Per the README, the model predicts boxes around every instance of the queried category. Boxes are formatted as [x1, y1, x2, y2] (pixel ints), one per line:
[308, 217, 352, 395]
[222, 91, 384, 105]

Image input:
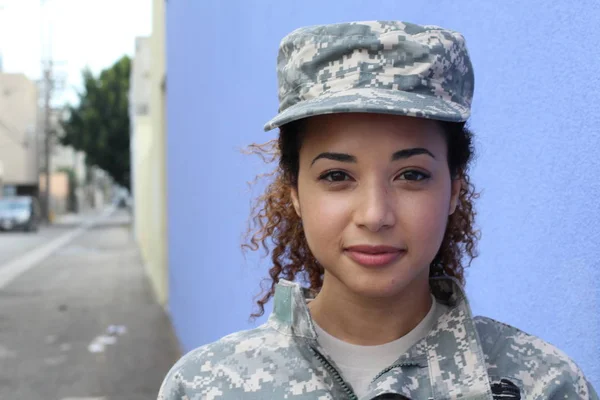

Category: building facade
[130, 0, 169, 307]
[0, 73, 39, 198]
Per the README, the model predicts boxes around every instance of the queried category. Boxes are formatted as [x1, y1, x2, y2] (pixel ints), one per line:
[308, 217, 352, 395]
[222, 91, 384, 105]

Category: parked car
[0, 196, 41, 232]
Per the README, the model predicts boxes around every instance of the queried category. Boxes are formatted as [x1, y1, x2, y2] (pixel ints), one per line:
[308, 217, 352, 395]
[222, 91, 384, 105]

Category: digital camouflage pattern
[158, 277, 598, 400]
[264, 21, 475, 131]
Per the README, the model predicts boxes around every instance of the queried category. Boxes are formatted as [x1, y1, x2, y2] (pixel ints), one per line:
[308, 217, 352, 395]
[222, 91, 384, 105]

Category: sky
[0, 0, 152, 106]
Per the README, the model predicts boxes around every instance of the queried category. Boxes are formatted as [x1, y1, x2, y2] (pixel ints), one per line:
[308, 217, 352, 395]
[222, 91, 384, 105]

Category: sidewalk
[53, 206, 122, 228]
[0, 210, 181, 400]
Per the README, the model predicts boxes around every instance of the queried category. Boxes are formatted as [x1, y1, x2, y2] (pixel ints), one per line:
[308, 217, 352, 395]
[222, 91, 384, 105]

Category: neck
[308, 271, 433, 346]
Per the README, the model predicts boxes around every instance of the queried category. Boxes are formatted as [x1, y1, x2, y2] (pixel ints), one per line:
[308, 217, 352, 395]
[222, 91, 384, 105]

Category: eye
[397, 170, 430, 181]
[319, 170, 351, 182]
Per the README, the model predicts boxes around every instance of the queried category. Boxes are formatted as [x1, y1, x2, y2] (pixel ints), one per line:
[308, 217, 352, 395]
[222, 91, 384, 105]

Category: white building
[0, 73, 39, 197]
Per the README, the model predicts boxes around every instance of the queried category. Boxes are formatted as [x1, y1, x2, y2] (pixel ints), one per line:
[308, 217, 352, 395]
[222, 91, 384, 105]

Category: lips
[344, 245, 405, 267]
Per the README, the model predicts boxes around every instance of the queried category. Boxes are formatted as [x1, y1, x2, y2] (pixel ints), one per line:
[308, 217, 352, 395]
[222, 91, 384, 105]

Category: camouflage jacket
[158, 278, 598, 400]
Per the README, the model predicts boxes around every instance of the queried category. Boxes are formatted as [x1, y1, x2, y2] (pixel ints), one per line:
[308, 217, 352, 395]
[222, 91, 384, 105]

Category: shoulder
[157, 323, 301, 400]
[473, 316, 598, 400]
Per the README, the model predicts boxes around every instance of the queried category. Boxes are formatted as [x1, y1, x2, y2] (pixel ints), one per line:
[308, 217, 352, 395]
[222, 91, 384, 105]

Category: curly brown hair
[243, 119, 480, 319]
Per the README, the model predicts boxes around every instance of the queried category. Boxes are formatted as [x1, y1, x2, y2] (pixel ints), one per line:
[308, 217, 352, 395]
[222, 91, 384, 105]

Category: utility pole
[40, 0, 56, 223]
[39, 0, 67, 223]
[42, 60, 53, 222]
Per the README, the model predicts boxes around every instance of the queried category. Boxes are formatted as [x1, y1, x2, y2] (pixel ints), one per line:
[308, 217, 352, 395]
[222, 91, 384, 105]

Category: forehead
[300, 113, 446, 152]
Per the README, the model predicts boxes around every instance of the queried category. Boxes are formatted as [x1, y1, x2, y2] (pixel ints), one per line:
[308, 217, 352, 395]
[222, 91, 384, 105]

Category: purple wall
[166, 0, 600, 388]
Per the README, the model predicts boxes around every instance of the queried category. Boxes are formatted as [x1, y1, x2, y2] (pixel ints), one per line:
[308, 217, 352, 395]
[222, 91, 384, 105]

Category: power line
[0, 118, 26, 147]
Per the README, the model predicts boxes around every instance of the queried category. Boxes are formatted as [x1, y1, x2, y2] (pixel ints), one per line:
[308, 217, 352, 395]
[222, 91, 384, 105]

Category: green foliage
[60, 56, 131, 189]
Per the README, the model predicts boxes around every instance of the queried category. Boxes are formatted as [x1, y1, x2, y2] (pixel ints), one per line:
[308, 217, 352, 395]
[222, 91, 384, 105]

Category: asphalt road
[0, 225, 70, 267]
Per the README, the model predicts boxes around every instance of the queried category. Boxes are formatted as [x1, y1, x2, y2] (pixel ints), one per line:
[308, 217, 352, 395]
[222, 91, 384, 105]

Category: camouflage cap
[264, 21, 474, 131]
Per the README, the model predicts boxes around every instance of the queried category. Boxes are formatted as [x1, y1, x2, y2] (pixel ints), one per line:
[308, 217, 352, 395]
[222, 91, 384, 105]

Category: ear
[290, 186, 302, 218]
[449, 178, 462, 216]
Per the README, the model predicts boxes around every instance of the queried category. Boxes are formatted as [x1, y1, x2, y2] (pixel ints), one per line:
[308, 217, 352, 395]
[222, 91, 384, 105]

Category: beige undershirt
[313, 295, 447, 398]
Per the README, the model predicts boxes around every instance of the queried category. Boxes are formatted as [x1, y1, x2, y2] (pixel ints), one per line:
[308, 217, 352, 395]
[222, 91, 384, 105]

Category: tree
[60, 56, 131, 190]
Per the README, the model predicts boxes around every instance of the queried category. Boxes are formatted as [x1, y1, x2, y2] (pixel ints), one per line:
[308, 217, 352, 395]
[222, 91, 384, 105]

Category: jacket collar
[268, 277, 493, 399]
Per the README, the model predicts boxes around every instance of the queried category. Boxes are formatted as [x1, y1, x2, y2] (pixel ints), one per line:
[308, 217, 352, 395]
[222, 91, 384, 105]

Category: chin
[341, 267, 423, 300]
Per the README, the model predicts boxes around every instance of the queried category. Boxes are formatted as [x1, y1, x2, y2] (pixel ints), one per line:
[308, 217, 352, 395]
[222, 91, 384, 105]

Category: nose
[353, 180, 396, 232]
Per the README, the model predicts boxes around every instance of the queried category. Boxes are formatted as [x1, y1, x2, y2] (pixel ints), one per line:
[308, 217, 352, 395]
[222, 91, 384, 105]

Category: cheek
[401, 188, 451, 245]
[298, 187, 350, 254]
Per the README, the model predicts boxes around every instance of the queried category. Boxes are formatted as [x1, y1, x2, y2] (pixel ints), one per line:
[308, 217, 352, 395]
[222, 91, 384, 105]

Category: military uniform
[158, 277, 598, 399]
[158, 21, 598, 399]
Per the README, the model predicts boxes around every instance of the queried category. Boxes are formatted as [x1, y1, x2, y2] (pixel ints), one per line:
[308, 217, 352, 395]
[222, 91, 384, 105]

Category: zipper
[371, 361, 420, 383]
[310, 347, 358, 400]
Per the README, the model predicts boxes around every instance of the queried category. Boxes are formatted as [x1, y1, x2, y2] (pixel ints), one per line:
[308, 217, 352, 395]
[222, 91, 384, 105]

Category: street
[0, 210, 180, 400]
[0, 226, 68, 267]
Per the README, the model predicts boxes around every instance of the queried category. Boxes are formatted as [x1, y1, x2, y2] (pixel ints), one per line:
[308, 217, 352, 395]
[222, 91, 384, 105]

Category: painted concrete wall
[130, 36, 157, 303]
[166, 0, 600, 388]
[129, 0, 169, 308]
[146, 0, 169, 306]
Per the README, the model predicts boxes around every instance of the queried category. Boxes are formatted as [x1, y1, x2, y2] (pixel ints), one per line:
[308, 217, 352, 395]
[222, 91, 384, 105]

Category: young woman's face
[291, 113, 461, 300]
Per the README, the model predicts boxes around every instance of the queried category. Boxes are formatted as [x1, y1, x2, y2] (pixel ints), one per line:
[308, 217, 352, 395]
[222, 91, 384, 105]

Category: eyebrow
[391, 148, 436, 161]
[310, 147, 435, 166]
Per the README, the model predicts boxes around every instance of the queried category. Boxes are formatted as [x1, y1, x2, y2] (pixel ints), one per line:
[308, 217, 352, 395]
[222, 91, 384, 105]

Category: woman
[158, 21, 598, 399]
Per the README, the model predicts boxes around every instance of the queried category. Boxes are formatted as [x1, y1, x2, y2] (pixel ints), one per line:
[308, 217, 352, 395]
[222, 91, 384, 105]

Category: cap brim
[263, 87, 470, 131]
